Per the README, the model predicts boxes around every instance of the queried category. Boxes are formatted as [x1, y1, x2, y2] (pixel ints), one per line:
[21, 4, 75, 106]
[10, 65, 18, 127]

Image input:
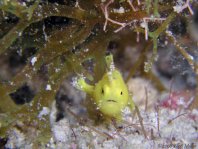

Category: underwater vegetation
[0, 0, 198, 147]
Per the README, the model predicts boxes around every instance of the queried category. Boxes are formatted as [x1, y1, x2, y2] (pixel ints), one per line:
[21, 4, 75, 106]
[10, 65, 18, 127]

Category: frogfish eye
[101, 88, 104, 94]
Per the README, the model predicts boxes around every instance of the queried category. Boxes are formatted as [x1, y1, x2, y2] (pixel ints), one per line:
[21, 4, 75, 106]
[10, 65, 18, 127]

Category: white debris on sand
[38, 107, 50, 120]
[5, 129, 27, 149]
[113, 7, 125, 14]
[46, 84, 52, 91]
[30, 57, 37, 66]
[48, 102, 198, 148]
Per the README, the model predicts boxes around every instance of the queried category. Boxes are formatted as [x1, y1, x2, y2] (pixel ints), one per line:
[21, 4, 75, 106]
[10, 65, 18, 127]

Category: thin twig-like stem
[166, 31, 198, 72]
[168, 113, 188, 124]
[135, 105, 147, 139]
[144, 87, 148, 112]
